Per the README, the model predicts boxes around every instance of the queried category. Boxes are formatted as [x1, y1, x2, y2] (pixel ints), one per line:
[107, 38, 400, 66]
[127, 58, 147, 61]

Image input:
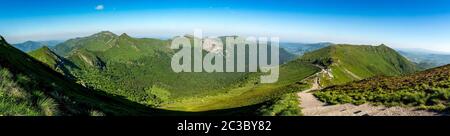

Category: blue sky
[1, 0, 450, 52]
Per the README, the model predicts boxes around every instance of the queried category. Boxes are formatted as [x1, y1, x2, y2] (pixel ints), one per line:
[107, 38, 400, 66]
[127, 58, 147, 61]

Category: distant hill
[396, 48, 450, 55]
[280, 42, 332, 56]
[315, 64, 450, 111]
[53, 31, 120, 57]
[0, 36, 158, 116]
[13, 40, 61, 52]
[397, 49, 450, 69]
[300, 44, 418, 86]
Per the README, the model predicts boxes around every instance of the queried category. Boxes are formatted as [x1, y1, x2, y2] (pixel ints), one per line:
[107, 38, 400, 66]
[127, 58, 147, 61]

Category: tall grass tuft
[37, 97, 59, 116]
[89, 110, 105, 116]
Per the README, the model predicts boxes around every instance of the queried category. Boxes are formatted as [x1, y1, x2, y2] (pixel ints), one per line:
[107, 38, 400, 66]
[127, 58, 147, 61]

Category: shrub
[337, 95, 352, 103]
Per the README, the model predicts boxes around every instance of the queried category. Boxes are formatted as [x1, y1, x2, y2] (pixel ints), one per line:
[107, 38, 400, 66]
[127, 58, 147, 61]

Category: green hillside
[300, 44, 417, 86]
[0, 36, 159, 116]
[314, 64, 450, 111]
[53, 31, 120, 57]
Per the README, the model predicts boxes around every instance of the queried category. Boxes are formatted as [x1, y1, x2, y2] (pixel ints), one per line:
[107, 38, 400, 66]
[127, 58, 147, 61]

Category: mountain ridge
[49, 31, 310, 112]
[300, 44, 418, 86]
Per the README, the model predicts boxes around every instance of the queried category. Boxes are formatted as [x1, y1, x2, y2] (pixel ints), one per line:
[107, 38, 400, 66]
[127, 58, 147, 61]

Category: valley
[6, 31, 311, 115]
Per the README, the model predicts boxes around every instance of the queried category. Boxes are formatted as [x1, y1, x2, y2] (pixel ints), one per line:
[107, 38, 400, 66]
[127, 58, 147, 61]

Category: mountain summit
[119, 33, 131, 38]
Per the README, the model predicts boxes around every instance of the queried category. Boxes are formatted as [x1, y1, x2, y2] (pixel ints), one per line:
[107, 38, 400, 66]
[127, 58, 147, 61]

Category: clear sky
[1, 0, 450, 52]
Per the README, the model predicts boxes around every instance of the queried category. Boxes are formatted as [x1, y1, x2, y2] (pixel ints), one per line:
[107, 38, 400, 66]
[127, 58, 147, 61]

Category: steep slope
[315, 64, 450, 112]
[67, 48, 106, 70]
[300, 44, 418, 86]
[0, 36, 156, 116]
[28, 46, 76, 77]
[13, 40, 61, 52]
[398, 49, 450, 69]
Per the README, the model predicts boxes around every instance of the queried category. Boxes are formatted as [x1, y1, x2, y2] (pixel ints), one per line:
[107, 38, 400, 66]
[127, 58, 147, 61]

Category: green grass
[0, 69, 41, 116]
[314, 64, 450, 111]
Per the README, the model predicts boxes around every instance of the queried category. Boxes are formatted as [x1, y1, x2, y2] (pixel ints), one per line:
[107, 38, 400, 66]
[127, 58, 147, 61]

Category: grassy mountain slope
[0, 36, 160, 116]
[300, 44, 417, 86]
[280, 42, 332, 56]
[28, 46, 77, 77]
[53, 32, 247, 107]
[51, 31, 317, 113]
[314, 64, 450, 111]
[163, 60, 320, 111]
[53, 31, 119, 56]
